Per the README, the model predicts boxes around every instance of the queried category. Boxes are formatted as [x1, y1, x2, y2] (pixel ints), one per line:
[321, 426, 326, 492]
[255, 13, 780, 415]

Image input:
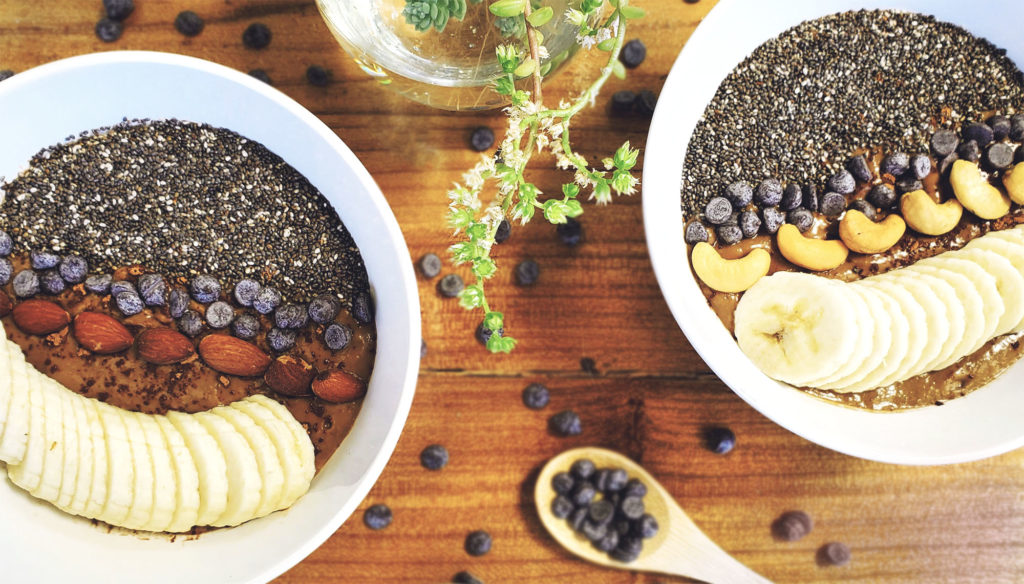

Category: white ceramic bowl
[0, 52, 420, 582]
[643, 0, 1024, 465]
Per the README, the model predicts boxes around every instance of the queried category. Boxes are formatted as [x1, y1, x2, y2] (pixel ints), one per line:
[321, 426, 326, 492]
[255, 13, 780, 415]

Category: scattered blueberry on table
[619, 39, 646, 69]
[420, 444, 449, 471]
[418, 253, 442, 279]
[772, 510, 813, 542]
[703, 426, 735, 454]
[611, 90, 637, 114]
[548, 410, 582, 437]
[514, 260, 540, 286]
[556, 217, 583, 246]
[306, 65, 331, 87]
[521, 383, 550, 410]
[174, 10, 204, 37]
[364, 504, 393, 530]
[469, 126, 495, 152]
[494, 219, 511, 244]
[464, 530, 492, 556]
[452, 572, 484, 584]
[438, 274, 465, 298]
[819, 542, 852, 566]
[242, 22, 272, 49]
[94, 18, 123, 43]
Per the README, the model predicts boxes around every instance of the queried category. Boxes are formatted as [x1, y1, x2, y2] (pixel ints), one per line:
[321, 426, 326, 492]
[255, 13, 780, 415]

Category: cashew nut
[691, 241, 770, 293]
[776, 223, 849, 271]
[838, 209, 906, 254]
[950, 159, 1011, 220]
[900, 189, 963, 236]
[1002, 162, 1024, 205]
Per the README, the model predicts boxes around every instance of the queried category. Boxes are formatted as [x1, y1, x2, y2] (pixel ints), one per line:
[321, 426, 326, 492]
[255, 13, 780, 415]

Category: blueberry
[931, 129, 959, 157]
[779, 184, 802, 211]
[550, 410, 582, 437]
[613, 518, 632, 537]
[820, 192, 847, 217]
[274, 303, 308, 329]
[94, 18, 123, 42]
[308, 294, 340, 324]
[845, 156, 872, 183]
[623, 478, 647, 498]
[986, 143, 1015, 170]
[761, 207, 785, 235]
[551, 495, 575, 519]
[475, 321, 504, 346]
[115, 291, 143, 316]
[58, 255, 87, 283]
[556, 217, 583, 246]
[233, 279, 260, 307]
[801, 184, 819, 212]
[738, 211, 760, 239]
[0, 259, 11, 285]
[521, 382, 549, 409]
[611, 90, 637, 114]
[684, 221, 709, 244]
[619, 39, 646, 68]
[704, 197, 733, 225]
[438, 274, 464, 298]
[753, 179, 782, 207]
[772, 510, 813, 542]
[819, 542, 852, 566]
[826, 170, 856, 195]
[137, 274, 167, 306]
[168, 287, 190, 319]
[880, 152, 909, 177]
[786, 208, 813, 232]
[452, 571, 484, 584]
[248, 69, 272, 85]
[722, 182, 753, 208]
[619, 496, 645, 520]
[0, 231, 11, 256]
[594, 530, 620, 553]
[588, 500, 615, 525]
[363, 504, 392, 530]
[989, 115, 1011, 140]
[206, 301, 235, 329]
[110, 280, 136, 297]
[610, 539, 641, 563]
[190, 275, 220, 303]
[1011, 114, 1024, 142]
[908, 154, 931, 180]
[253, 286, 282, 314]
[582, 519, 609, 542]
[636, 514, 659, 539]
[570, 459, 595, 480]
[352, 292, 373, 324]
[85, 274, 112, 295]
[963, 121, 994, 147]
[515, 260, 540, 286]
[847, 199, 877, 221]
[469, 126, 495, 152]
[569, 507, 589, 532]
[551, 472, 575, 495]
[306, 65, 330, 87]
[40, 270, 65, 295]
[715, 224, 742, 246]
[464, 531, 492, 556]
[30, 250, 59, 270]
[494, 219, 511, 244]
[704, 426, 735, 454]
[242, 22, 272, 49]
[177, 310, 204, 338]
[939, 151, 960, 175]
[418, 253, 442, 278]
[174, 10, 204, 36]
[592, 469, 611, 492]
[895, 176, 923, 195]
[571, 482, 597, 507]
[605, 469, 628, 493]
[324, 323, 352, 350]
[958, 140, 981, 162]
[232, 313, 260, 339]
[103, 0, 134, 20]
[13, 270, 38, 298]
[633, 90, 657, 117]
[267, 327, 297, 352]
[866, 184, 896, 209]
[420, 444, 449, 470]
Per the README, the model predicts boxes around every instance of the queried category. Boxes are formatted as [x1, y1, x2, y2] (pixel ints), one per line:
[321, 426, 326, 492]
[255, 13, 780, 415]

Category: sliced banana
[137, 414, 176, 533]
[194, 409, 262, 527]
[64, 389, 93, 516]
[52, 384, 80, 511]
[952, 247, 1024, 337]
[155, 415, 201, 534]
[245, 395, 314, 506]
[80, 398, 107, 520]
[8, 368, 48, 493]
[965, 236, 1024, 332]
[801, 280, 875, 388]
[855, 279, 918, 388]
[32, 379, 67, 503]
[231, 398, 309, 510]
[0, 343, 30, 464]
[214, 405, 285, 519]
[912, 258, 1001, 360]
[95, 401, 134, 527]
[166, 410, 228, 527]
[876, 271, 954, 377]
[827, 284, 904, 392]
[119, 411, 155, 531]
[0, 337, 12, 452]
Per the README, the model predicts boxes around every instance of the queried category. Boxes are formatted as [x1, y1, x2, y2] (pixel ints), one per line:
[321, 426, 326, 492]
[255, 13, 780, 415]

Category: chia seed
[681, 10, 1024, 217]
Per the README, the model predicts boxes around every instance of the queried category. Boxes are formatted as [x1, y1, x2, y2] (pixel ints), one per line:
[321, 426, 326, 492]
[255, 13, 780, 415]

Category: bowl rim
[642, 0, 1024, 465]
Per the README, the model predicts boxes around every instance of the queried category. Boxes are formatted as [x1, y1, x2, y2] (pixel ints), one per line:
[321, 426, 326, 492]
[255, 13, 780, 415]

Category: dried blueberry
[620, 39, 646, 68]
[40, 270, 65, 295]
[464, 531, 492, 556]
[786, 208, 813, 232]
[594, 530, 620, 553]
[248, 69, 272, 85]
[12, 270, 38, 298]
[418, 253, 442, 279]
[94, 18, 122, 42]
[494, 219, 511, 244]
[704, 197, 733, 225]
[931, 129, 959, 157]
[826, 170, 855, 195]
[845, 156, 872, 183]
[866, 184, 896, 209]
[582, 519, 609, 542]
[233, 279, 260, 307]
[324, 323, 352, 350]
[986, 143, 1015, 170]
[420, 444, 449, 470]
[30, 250, 59, 270]
[847, 199, 877, 221]
[761, 207, 785, 234]
[190, 275, 221, 303]
[266, 327, 297, 352]
[722, 182, 753, 208]
[549, 410, 582, 437]
[557, 217, 583, 246]
[0, 259, 11, 285]
[110, 280, 135, 297]
[636, 514, 659, 539]
[137, 274, 167, 306]
[738, 211, 760, 239]
[515, 260, 540, 286]
[989, 115, 1012, 140]
[895, 176, 923, 194]
[522, 382, 550, 409]
[363, 504, 392, 530]
[571, 459, 595, 480]
[115, 292, 143, 316]
[704, 426, 735, 454]
[306, 65, 330, 87]
[684, 221, 709, 244]
[470, 126, 495, 152]
[58, 255, 87, 283]
[1011, 114, 1024, 142]
[611, 90, 637, 114]
[168, 287, 189, 319]
[452, 572, 484, 584]
[307, 294, 340, 324]
[0, 231, 11, 256]
[103, 0, 134, 20]
[909, 154, 931, 179]
[588, 500, 615, 526]
[716, 224, 742, 246]
[633, 90, 657, 116]
[438, 274, 464, 298]
[551, 495, 574, 519]
[552, 472, 574, 495]
[880, 152, 909, 177]
[274, 303, 308, 329]
[772, 510, 813, 542]
[177, 310, 204, 338]
[801, 184, 819, 212]
[939, 151, 960, 175]
[242, 22, 272, 49]
[753, 179, 783, 207]
[623, 478, 647, 498]
[963, 122, 994, 147]
[174, 10, 204, 36]
[85, 274, 112, 295]
[253, 286, 282, 314]
[780, 184, 802, 211]
[620, 496, 645, 520]
[820, 192, 847, 218]
[232, 313, 260, 339]
[819, 542, 851, 566]
[206, 301, 235, 329]
[958, 140, 981, 162]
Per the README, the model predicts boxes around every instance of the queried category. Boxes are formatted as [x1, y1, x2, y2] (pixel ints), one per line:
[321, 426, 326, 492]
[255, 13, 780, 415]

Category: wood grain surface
[2, 1, 1024, 583]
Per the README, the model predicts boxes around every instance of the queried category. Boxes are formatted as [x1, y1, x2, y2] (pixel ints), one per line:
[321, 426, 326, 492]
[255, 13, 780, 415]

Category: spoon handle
[653, 513, 773, 583]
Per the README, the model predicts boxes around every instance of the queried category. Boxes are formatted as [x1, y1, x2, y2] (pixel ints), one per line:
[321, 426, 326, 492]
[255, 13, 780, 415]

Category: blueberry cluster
[550, 459, 659, 563]
[929, 115, 1024, 173]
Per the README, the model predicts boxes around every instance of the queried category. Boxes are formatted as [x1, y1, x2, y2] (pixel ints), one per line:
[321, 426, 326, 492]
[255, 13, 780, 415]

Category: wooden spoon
[535, 447, 771, 583]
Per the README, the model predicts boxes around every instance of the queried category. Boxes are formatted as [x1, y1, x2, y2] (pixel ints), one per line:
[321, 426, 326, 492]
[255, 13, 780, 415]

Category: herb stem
[522, 2, 544, 104]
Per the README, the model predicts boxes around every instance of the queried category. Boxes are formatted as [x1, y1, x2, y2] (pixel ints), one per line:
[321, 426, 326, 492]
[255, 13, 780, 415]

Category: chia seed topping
[681, 10, 1024, 217]
[0, 119, 370, 307]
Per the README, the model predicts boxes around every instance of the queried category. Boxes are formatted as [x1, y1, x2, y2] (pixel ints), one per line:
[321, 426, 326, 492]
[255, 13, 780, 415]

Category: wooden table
[3, 1, 1023, 582]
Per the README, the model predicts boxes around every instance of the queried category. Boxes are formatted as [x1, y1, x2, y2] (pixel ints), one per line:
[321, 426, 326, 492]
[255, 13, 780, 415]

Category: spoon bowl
[535, 447, 770, 583]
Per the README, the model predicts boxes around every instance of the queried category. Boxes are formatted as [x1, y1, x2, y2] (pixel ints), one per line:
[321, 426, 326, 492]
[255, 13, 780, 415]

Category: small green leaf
[562, 183, 580, 198]
[487, 334, 516, 353]
[527, 6, 553, 27]
[592, 178, 612, 204]
[620, 5, 645, 19]
[449, 241, 478, 264]
[483, 311, 504, 331]
[612, 59, 626, 80]
[597, 38, 616, 51]
[492, 76, 515, 95]
[543, 199, 568, 224]
[565, 199, 584, 217]
[613, 141, 639, 170]
[514, 58, 537, 78]
[458, 285, 485, 309]
[466, 222, 488, 241]
[473, 257, 497, 278]
[447, 207, 473, 230]
[611, 169, 637, 195]
[489, 0, 526, 17]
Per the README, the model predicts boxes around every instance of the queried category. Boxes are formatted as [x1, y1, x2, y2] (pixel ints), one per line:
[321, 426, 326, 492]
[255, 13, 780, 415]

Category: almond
[72, 312, 133, 354]
[135, 327, 196, 365]
[0, 291, 12, 318]
[311, 370, 367, 403]
[264, 355, 315, 396]
[12, 299, 71, 336]
[198, 334, 271, 377]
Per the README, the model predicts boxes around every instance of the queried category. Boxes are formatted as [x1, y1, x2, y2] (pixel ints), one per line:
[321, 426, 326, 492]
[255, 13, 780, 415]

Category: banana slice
[244, 395, 314, 505]
[882, 271, 954, 376]
[905, 265, 987, 370]
[965, 237, 1024, 332]
[81, 399, 108, 520]
[52, 384, 80, 511]
[166, 410, 228, 527]
[827, 284, 905, 392]
[214, 405, 285, 519]
[0, 337, 12, 452]
[952, 247, 1024, 337]
[63, 390, 93, 516]
[818, 284, 893, 391]
[734, 272, 863, 387]
[31, 378, 67, 503]
[95, 401, 135, 527]
[984, 225, 1024, 246]
[155, 415, 201, 534]
[8, 368, 48, 493]
[913, 257, 1002, 357]
[856, 278, 919, 388]
[0, 342, 29, 464]
[231, 398, 309, 509]
[801, 280, 875, 388]
[137, 414, 176, 533]
[119, 411, 155, 531]
[194, 409, 261, 527]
